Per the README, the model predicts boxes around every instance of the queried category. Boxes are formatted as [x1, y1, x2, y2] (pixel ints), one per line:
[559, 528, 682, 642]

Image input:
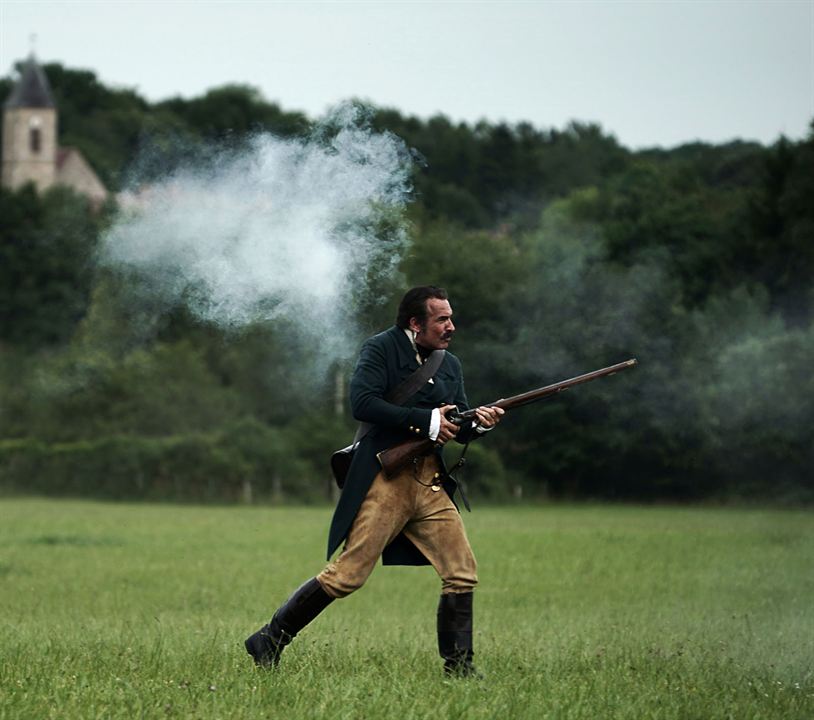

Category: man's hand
[436, 404, 461, 445]
[474, 405, 505, 429]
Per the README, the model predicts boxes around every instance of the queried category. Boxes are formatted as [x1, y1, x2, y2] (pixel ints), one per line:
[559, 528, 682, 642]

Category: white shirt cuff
[429, 408, 441, 441]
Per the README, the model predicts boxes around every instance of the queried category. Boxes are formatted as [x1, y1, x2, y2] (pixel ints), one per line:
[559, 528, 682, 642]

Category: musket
[376, 358, 638, 479]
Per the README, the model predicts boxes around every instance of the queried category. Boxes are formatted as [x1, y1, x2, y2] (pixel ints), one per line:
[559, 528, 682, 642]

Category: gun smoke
[505, 200, 813, 498]
[102, 105, 413, 368]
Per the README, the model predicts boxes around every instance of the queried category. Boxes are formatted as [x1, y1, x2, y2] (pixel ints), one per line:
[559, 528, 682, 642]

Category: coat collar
[387, 325, 421, 370]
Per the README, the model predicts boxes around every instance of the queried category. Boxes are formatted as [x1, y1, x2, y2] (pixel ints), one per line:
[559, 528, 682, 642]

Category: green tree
[744, 129, 814, 323]
[156, 84, 309, 140]
[0, 185, 105, 347]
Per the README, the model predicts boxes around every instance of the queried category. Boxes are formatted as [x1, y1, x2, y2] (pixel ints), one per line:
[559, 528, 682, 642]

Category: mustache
[442, 331, 454, 340]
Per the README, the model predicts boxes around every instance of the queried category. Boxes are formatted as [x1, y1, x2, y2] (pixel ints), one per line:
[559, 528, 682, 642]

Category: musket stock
[377, 439, 436, 479]
[377, 358, 637, 479]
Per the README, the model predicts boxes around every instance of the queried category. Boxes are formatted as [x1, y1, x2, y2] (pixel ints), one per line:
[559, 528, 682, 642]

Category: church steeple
[2, 53, 58, 192]
[4, 54, 56, 109]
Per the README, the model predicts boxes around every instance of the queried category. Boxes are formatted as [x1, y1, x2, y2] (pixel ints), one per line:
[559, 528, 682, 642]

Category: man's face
[410, 298, 455, 350]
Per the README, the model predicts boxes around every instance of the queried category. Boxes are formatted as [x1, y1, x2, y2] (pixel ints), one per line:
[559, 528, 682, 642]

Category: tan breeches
[317, 456, 478, 598]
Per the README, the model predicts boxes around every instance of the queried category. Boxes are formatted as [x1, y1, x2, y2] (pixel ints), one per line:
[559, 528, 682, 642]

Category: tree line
[1, 63, 812, 503]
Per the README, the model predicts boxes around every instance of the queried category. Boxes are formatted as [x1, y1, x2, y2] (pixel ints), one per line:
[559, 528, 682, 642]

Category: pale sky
[1, 0, 812, 149]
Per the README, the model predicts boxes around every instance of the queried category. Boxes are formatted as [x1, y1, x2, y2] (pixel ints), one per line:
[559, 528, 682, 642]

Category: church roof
[56, 147, 73, 169]
[4, 55, 55, 109]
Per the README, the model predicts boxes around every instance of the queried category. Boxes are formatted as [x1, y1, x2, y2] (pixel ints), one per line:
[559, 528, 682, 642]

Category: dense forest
[1, 63, 812, 503]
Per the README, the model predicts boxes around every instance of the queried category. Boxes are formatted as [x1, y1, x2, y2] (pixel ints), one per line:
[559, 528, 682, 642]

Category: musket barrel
[490, 358, 637, 411]
[385, 359, 637, 477]
[446, 358, 637, 424]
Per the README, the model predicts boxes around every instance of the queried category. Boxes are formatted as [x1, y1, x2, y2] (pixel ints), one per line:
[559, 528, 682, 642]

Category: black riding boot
[245, 577, 334, 668]
[437, 591, 479, 677]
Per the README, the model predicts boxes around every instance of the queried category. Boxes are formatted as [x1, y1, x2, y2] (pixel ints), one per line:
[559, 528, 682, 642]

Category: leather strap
[352, 349, 445, 445]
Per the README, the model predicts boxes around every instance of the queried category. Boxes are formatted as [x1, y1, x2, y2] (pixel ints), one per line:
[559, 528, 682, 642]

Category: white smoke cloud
[103, 105, 412, 361]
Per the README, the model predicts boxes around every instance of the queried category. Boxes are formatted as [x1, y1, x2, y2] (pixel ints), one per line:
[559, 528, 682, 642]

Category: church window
[28, 117, 43, 154]
[30, 127, 42, 153]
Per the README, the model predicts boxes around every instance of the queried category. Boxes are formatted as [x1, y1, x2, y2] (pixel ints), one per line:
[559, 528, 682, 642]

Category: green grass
[1, 498, 812, 719]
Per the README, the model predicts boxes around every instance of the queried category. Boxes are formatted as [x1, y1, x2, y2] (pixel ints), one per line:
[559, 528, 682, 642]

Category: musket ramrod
[377, 358, 638, 479]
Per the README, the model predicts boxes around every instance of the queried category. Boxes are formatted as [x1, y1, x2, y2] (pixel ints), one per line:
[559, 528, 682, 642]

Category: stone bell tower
[2, 54, 58, 192]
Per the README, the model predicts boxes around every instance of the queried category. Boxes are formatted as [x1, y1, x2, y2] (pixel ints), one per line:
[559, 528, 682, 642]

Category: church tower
[2, 54, 58, 192]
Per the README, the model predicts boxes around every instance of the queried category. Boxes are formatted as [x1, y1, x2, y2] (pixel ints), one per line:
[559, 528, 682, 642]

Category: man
[245, 286, 503, 676]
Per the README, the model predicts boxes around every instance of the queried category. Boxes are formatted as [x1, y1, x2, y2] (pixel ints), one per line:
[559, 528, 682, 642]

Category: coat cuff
[428, 408, 441, 441]
[405, 408, 433, 438]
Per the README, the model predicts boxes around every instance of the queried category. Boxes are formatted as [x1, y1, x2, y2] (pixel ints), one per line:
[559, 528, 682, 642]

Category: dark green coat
[326, 325, 477, 566]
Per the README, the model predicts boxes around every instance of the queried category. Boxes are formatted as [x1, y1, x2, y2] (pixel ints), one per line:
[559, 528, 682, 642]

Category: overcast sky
[1, 0, 812, 149]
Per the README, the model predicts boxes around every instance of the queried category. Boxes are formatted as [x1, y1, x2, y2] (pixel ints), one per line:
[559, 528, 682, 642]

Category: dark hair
[396, 286, 449, 329]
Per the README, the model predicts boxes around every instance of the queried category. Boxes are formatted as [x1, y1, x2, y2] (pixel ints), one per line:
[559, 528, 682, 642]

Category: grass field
[1, 498, 812, 719]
